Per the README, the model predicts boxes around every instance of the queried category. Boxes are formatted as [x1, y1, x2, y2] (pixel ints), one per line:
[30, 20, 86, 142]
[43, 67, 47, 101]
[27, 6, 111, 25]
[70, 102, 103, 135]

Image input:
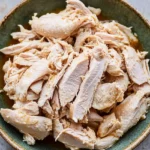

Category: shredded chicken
[0, 0, 150, 149]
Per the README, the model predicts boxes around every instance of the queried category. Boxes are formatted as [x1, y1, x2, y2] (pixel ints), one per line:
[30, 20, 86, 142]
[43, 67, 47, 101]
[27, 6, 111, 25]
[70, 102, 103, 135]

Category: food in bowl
[0, 0, 150, 149]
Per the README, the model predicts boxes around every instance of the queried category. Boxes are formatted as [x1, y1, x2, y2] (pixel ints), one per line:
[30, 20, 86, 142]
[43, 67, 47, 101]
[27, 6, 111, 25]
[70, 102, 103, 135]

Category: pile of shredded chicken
[0, 0, 150, 149]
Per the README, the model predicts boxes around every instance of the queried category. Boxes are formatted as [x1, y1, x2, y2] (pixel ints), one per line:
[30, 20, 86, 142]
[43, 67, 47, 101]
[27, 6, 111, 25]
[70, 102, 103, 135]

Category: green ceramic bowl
[0, 0, 150, 150]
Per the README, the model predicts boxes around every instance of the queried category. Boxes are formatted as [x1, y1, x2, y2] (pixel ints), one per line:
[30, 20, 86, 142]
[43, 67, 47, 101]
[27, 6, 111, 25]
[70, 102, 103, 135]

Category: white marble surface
[0, 0, 150, 150]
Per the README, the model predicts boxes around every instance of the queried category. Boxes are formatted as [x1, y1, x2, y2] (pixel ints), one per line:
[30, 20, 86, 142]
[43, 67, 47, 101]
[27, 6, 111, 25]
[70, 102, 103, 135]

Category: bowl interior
[0, 0, 150, 150]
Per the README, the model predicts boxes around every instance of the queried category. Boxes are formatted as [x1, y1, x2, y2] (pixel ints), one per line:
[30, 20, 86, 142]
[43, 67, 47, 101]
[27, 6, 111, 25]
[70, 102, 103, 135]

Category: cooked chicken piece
[14, 52, 40, 66]
[115, 22, 138, 45]
[95, 32, 125, 48]
[122, 46, 148, 85]
[92, 82, 123, 111]
[26, 91, 39, 101]
[114, 73, 130, 92]
[13, 101, 39, 116]
[11, 25, 36, 42]
[4, 66, 27, 100]
[3, 59, 12, 73]
[16, 59, 50, 101]
[23, 134, 35, 145]
[38, 53, 74, 107]
[1, 109, 52, 140]
[18, 101, 39, 116]
[87, 109, 103, 122]
[107, 58, 123, 77]
[30, 80, 44, 95]
[0, 40, 51, 55]
[88, 6, 101, 16]
[95, 136, 119, 150]
[70, 56, 108, 122]
[13, 101, 29, 109]
[103, 21, 129, 45]
[42, 100, 54, 119]
[67, 0, 91, 15]
[30, 0, 98, 39]
[59, 53, 89, 107]
[115, 84, 150, 134]
[47, 43, 64, 71]
[74, 31, 91, 52]
[31, 13, 82, 39]
[54, 120, 96, 150]
[97, 113, 121, 138]
[51, 89, 61, 118]
[107, 48, 124, 76]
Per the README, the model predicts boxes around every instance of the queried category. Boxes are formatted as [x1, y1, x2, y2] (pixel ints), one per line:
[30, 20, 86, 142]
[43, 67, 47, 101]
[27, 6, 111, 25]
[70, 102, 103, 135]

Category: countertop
[0, 0, 150, 150]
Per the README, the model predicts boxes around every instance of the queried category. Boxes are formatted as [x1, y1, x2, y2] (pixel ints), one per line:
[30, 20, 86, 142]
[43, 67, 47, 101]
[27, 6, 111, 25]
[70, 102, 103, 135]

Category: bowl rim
[0, 0, 150, 150]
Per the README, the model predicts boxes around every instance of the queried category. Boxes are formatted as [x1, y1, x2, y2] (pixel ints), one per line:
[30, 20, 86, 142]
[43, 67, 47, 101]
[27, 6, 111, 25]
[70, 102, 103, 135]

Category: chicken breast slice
[14, 52, 40, 66]
[59, 53, 89, 107]
[53, 120, 96, 150]
[97, 113, 121, 138]
[11, 25, 36, 42]
[1, 109, 52, 140]
[70, 57, 107, 122]
[30, 80, 44, 95]
[115, 22, 138, 45]
[74, 32, 91, 52]
[115, 85, 150, 134]
[122, 46, 148, 85]
[17, 101, 39, 116]
[92, 82, 123, 111]
[103, 21, 130, 45]
[38, 53, 74, 107]
[15, 59, 50, 101]
[0, 40, 51, 56]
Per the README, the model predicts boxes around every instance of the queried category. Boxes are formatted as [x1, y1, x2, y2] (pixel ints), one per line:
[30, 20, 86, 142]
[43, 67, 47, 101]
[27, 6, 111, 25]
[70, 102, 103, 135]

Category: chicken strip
[70, 55, 108, 122]
[0, 40, 51, 55]
[59, 53, 89, 107]
[16, 59, 50, 101]
[122, 46, 148, 85]
[14, 52, 40, 66]
[38, 53, 74, 107]
[11, 25, 36, 42]
[1, 109, 52, 141]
